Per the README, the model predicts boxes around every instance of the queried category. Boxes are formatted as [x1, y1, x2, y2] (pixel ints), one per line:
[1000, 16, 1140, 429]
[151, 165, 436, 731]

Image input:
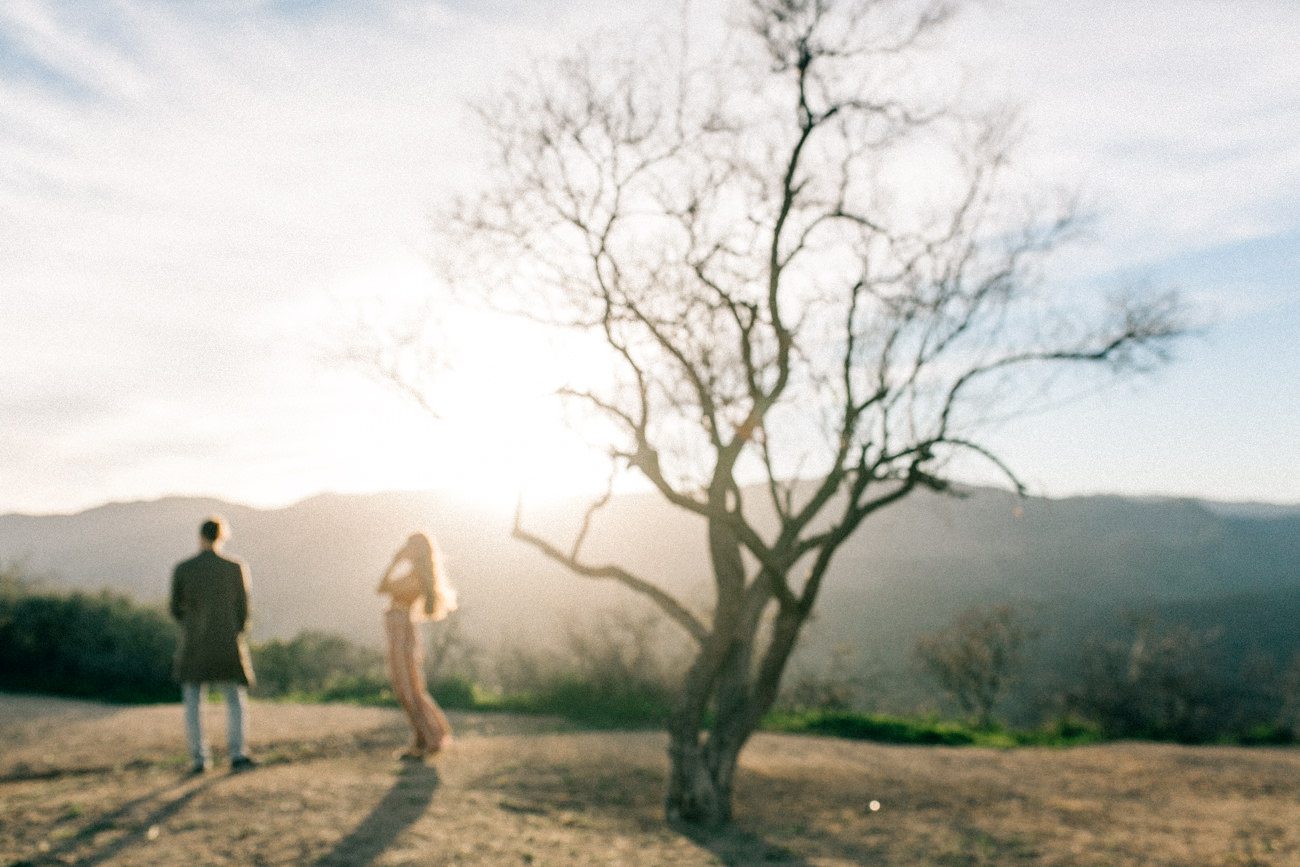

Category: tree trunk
[665, 729, 731, 826]
[665, 604, 812, 827]
[665, 717, 752, 825]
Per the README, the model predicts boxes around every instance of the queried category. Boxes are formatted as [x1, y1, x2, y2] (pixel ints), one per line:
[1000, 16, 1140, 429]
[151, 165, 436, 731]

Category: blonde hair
[406, 532, 457, 621]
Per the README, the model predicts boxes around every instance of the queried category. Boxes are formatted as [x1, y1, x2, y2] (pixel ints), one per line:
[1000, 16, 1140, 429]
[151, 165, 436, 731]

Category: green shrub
[251, 630, 384, 698]
[1026, 715, 1105, 746]
[1237, 723, 1296, 746]
[430, 676, 477, 710]
[764, 710, 980, 745]
[764, 709, 1114, 747]
[0, 585, 177, 703]
[492, 673, 673, 728]
[1067, 616, 1291, 744]
[317, 673, 394, 706]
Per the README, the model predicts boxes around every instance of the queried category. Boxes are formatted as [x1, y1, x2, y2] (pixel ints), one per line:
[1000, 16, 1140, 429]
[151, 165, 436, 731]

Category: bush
[997, 716, 1106, 748]
[488, 607, 682, 727]
[915, 604, 1035, 729]
[317, 673, 393, 705]
[0, 568, 388, 707]
[485, 670, 674, 727]
[252, 630, 384, 698]
[1067, 615, 1290, 743]
[431, 675, 477, 710]
[1237, 723, 1296, 746]
[0, 577, 178, 703]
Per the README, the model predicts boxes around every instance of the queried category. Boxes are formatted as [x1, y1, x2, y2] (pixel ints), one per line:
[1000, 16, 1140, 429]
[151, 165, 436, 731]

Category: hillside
[2, 487, 1298, 695]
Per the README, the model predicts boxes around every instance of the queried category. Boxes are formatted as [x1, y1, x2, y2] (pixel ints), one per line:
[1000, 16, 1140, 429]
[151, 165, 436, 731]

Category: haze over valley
[4, 486, 1296, 712]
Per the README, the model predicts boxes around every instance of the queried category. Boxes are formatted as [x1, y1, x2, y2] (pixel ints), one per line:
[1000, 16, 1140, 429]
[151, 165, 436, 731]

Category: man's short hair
[199, 517, 227, 542]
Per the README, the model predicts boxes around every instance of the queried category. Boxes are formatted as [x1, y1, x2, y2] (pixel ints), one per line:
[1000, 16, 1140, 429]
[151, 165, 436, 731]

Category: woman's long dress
[382, 573, 452, 752]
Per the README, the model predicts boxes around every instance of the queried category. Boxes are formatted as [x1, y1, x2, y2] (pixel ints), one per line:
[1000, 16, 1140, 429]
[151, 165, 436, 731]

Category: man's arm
[236, 563, 251, 632]
[168, 567, 183, 620]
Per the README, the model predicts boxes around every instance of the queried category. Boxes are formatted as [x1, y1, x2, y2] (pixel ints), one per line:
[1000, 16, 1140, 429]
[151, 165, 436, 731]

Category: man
[169, 516, 257, 773]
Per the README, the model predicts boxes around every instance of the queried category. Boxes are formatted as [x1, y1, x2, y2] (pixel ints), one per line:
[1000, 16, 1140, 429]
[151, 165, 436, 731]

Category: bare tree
[422, 0, 1183, 826]
[1067, 615, 1286, 743]
[915, 603, 1034, 727]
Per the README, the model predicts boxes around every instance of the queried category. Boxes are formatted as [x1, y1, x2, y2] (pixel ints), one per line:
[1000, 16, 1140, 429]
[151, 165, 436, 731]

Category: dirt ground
[1, 694, 1297, 866]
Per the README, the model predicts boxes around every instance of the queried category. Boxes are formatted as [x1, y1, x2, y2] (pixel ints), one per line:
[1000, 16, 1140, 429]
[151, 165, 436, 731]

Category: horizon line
[3, 482, 1298, 522]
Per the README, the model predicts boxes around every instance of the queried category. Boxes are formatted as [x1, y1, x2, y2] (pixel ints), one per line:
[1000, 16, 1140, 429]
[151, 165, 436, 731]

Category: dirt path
[1, 694, 1297, 865]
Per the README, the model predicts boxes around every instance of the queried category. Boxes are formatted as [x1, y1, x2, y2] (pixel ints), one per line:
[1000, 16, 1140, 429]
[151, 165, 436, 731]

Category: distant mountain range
[3, 487, 1298, 703]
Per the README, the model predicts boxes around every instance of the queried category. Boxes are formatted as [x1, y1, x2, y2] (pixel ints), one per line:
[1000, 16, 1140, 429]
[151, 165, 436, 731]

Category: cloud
[0, 0, 151, 101]
[2, 0, 1298, 512]
[951, 0, 1300, 272]
[0, 0, 661, 512]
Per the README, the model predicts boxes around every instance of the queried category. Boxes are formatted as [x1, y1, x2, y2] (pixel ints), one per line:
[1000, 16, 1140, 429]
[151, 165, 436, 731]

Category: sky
[1, 0, 1298, 516]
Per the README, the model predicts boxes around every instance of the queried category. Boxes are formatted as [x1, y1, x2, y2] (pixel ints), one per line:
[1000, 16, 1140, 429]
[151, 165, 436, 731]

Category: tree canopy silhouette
[424, 0, 1184, 826]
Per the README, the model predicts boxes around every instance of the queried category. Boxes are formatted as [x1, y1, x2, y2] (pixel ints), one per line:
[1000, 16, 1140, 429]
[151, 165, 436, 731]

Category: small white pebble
[868, 800, 881, 812]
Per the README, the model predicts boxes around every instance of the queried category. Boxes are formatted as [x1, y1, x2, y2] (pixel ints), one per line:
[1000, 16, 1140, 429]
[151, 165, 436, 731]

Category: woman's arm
[376, 554, 405, 593]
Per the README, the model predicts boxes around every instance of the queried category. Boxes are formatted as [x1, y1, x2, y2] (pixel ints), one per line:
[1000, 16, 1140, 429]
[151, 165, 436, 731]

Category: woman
[376, 532, 457, 759]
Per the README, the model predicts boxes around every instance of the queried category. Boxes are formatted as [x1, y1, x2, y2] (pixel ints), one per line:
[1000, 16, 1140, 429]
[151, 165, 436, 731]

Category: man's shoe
[230, 756, 258, 772]
[189, 761, 210, 775]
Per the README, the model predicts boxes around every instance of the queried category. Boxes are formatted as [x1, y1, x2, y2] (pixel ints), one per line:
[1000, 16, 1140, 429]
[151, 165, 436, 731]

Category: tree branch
[513, 499, 708, 644]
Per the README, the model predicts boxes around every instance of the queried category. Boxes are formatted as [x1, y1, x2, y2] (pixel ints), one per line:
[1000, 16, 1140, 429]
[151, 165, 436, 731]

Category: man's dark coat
[169, 549, 254, 686]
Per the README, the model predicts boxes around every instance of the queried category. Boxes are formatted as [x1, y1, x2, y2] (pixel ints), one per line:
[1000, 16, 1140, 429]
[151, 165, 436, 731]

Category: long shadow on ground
[20, 775, 214, 866]
[672, 821, 809, 866]
[312, 762, 441, 866]
[473, 757, 810, 865]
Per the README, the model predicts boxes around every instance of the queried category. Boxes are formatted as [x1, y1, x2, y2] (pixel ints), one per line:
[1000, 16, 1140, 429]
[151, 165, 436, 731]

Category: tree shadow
[671, 820, 810, 866]
[723, 763, 902, 865]
[470, 756, 808, 865]
[312, 762, 441, 866]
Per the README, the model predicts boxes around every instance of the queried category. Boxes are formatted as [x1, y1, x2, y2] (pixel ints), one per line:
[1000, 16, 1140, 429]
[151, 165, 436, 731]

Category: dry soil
[1, 694, 1297, 865]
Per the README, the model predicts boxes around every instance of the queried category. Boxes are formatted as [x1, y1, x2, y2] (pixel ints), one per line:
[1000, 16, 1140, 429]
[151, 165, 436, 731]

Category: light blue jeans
[182, 682, 247, 766]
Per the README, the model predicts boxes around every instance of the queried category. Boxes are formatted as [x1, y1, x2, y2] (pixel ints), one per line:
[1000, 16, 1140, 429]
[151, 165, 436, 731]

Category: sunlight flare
[330, 256, 619, 508]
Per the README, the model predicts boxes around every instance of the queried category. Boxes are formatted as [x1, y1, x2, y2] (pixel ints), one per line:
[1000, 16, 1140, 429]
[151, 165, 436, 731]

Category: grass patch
[1229, 723, 1296, 746]
[272, 678, 1256, 748]
[479, 675, 672, 729]
[764, 710, 982, 745]
[267, 673, 670, 729]
[762, 710, 1109, 747]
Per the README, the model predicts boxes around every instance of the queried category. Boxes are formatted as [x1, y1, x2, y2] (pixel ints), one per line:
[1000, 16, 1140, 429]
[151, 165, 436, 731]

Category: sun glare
[330, 257, 620, 510]
[432, 314, 618, 508]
